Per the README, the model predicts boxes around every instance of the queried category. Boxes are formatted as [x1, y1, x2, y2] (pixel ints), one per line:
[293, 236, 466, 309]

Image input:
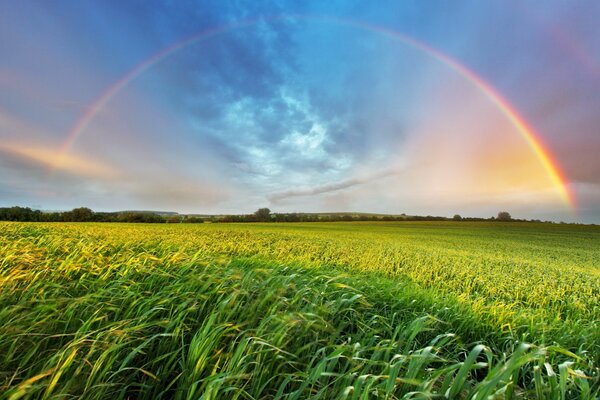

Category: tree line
[0, 206, 564, 224]
[0, 207, 201, 223]
[219, 208, 453, 223]
[218, 209, 533, 223]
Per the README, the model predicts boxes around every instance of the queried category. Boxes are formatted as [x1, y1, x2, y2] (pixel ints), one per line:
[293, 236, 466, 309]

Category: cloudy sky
[1, 1, 599, 222]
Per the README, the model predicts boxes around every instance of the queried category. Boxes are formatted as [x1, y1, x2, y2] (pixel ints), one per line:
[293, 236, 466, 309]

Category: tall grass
[0, 222, 598, 398]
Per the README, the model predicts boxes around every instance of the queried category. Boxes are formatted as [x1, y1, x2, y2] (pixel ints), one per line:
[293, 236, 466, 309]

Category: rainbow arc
[54, 15, 575, 209]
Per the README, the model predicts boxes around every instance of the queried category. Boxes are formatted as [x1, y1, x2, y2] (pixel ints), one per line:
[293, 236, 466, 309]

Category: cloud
[268, 168, 400, 202]
[122, 180, 229, 210]
[0, 142, 119, 179]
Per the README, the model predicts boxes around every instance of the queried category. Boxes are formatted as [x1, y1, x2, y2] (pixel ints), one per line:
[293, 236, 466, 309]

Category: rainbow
[55, 15, 576, 208]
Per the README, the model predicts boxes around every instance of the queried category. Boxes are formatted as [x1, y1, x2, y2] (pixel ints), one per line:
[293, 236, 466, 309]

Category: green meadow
[1, 221, 599, 399]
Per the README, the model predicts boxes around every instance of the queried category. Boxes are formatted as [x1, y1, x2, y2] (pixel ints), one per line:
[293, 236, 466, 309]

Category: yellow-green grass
[1, 221, 598, 399]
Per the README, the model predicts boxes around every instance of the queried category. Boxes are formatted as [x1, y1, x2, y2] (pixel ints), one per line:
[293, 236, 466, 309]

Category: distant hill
[117, 210, 179, 216]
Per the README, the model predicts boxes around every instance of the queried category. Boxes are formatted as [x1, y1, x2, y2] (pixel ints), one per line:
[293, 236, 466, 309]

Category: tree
[254, 208, 271, 222]
[183, 216, 204, 223]
[69, 207, 94, 222]
[0, 206, 40, 221]
[453, 214, 462, 221]
[117, 212, 165, 223]
[497, 211, 512, 221]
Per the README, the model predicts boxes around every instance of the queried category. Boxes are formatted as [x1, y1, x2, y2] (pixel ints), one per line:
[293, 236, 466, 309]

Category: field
[1, 221, 599, 399]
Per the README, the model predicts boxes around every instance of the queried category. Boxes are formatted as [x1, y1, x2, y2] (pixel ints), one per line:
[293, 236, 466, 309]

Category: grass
[0, 221, 599, 398]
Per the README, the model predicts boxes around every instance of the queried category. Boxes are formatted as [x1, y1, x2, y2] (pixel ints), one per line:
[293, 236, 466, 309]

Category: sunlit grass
[1, 222, 598, 398]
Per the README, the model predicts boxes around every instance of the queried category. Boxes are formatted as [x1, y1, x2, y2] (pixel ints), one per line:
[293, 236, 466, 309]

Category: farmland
[1, 221, 599, 398]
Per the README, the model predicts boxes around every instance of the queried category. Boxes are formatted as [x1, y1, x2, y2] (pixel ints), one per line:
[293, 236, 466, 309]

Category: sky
[1, 1, 599, 222]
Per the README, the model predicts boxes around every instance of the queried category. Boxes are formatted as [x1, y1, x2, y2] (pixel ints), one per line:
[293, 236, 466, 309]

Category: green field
[1, 221, 599, 399]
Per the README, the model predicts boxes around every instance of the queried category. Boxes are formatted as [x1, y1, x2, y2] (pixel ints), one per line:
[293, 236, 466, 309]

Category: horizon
[2, 2, 600, 223]
[2, 203, 595, 224]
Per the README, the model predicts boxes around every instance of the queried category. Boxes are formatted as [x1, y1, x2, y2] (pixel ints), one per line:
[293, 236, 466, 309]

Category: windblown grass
[1, 222, 598, 398]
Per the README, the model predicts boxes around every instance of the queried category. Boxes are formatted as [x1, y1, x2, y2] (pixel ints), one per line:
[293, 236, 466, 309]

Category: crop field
[1, 221, 599, 399]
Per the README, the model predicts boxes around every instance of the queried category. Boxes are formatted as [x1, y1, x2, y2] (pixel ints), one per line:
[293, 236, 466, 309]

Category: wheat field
[1, 221, 599, 399]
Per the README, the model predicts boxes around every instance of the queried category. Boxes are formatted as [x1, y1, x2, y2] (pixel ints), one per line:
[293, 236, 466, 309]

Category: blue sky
[1, 1, 599, 222]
